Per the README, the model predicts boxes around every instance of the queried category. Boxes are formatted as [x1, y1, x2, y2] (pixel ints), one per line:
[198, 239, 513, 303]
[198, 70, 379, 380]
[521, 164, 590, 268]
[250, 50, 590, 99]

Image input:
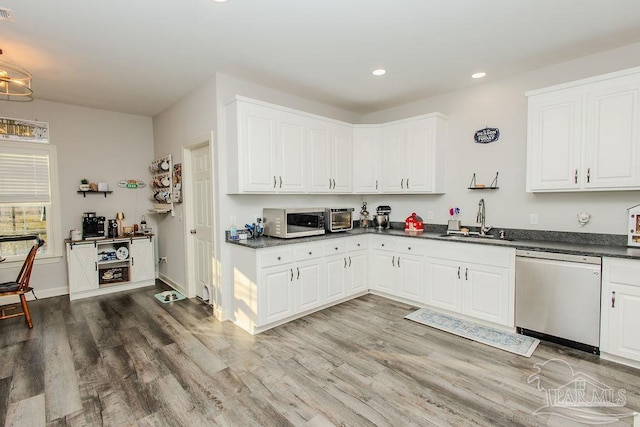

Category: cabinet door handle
[279, 176, 283, 188]
[329, 178, 332, 189]
[297, 267, 300, 280]
[131, 257, 135, 266]
[376, 179, 378, 190]
[457, 266, 460, 279]
[612, 291, 616, 308]
[290, 268, 294, 282]
[406, 178, 409, 189]
[95, 261, 97, 271]
[574, 169, 578, 184]
[344, 257, 347, 268]
[397, 257, 400, 268]
[401, 178, 404, 189]
[392, 256, 395, 267]
[190, 229, 197, 234]
[274, 176, 277, 188]
[349, 256, 351, 267]
[332, 179, 336, 189]
[465, 268, 468, 280]
[587, 168, 591, 183]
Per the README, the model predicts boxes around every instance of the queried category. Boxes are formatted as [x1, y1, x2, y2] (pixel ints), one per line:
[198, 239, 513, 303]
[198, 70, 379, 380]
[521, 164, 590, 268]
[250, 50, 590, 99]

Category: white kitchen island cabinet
[66, 235, 155, 300]
[426, 241, 515, 328]
[527, 66, 640, 192]
[601, 257, 640, 367]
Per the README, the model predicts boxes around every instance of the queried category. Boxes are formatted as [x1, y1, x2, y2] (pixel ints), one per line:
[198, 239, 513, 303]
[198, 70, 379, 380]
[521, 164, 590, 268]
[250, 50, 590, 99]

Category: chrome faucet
[476, 198, 491, 235]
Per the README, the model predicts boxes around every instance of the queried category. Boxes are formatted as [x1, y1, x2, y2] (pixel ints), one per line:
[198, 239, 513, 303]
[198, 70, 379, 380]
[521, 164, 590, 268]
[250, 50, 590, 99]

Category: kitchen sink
[438, 234, 513, 244]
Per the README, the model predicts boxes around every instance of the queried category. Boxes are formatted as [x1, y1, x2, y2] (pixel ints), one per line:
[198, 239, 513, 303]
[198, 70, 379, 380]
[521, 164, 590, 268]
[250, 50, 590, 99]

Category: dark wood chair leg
[19, 294, 33, 329]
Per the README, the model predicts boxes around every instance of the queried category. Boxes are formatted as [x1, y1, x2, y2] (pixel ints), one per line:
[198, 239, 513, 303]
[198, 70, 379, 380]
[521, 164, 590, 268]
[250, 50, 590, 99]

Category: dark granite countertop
[227, 225, 640, 260]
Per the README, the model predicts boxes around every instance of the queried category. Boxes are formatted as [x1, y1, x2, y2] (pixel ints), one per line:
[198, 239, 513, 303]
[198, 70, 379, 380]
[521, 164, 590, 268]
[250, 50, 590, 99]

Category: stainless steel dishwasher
[515, 249, 602, 354]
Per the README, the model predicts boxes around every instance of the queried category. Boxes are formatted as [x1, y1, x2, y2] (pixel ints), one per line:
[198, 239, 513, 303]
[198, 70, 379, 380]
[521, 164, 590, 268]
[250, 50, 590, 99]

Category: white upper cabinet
[308, 121, 353, 193]
[225, 96, 446, 194]
[527, 67, 640, 192]
[225, 99, 306, 193]
[353, 126, 382, 193]
[381, 114, 448, 194]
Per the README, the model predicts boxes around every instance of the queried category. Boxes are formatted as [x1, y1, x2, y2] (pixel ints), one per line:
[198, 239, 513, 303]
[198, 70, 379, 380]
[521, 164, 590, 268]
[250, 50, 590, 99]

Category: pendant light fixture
[0, 49, 33, 102]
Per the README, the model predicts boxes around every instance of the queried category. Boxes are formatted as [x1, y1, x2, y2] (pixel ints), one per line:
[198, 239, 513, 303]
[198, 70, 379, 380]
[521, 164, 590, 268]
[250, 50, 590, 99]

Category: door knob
[190, 229, 197, 234]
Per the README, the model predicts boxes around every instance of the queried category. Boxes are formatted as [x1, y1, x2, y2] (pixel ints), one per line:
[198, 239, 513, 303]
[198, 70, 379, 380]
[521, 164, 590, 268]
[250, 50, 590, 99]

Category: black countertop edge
[226, 227, 640, 260]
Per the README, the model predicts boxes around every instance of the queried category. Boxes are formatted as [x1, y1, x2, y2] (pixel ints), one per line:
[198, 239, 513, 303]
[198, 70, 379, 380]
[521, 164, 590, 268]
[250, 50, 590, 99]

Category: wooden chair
[0, 243, 39, 329]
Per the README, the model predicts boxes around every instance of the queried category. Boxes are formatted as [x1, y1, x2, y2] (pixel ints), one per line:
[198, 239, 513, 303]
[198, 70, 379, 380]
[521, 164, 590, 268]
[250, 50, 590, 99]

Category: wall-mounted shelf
[468, 172, 499, 190]
[77, 190, 113, 198]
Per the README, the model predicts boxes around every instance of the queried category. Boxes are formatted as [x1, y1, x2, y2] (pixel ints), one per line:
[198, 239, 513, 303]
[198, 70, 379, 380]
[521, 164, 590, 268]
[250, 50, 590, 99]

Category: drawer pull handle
[277, 256, 281, 261]
[309, 251, 312, 255]
[408, 247, 411, 250]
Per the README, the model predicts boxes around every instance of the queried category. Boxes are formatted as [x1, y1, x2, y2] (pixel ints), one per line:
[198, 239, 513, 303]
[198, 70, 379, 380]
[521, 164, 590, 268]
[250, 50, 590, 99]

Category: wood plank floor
[0, 283, 638, 426]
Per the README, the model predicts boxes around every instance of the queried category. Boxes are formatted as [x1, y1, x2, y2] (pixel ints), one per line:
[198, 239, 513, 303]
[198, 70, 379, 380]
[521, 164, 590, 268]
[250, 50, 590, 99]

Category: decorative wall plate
[474, 127, 500, 144]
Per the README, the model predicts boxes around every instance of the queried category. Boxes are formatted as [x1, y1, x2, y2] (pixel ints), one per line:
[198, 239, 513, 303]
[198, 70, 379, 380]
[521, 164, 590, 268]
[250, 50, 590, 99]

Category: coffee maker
[107, 219, 118, 238]
[374, 205, 391, 229]
[82, 212, 105, 238]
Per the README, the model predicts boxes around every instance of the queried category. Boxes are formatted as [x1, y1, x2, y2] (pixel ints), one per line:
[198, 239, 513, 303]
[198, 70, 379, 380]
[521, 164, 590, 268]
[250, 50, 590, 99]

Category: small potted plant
[79, 179, 91, 191]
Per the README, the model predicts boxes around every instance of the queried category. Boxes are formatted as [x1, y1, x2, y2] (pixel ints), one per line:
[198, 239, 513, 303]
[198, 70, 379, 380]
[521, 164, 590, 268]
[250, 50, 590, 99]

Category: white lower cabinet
[370, 237, 426, 302]
[231, 236, 368, 334]
[601, 257, 640, 364]
[426, 241, 515, 327]
[66, 236, 155, 300]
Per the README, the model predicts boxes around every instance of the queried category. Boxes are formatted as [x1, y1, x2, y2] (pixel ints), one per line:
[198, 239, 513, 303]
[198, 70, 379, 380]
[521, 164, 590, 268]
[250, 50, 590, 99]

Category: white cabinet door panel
[397, 254, 425, 302]
[130, 238, 155, 282]
[425, 257, 462, 313]
[325, 255, 347, 303]
[240, 104, 278, 192]
[348, 251, 368, 294]
[527, 94, 583, 191]
[307, 121, 332, 192]
[353, 127, 381, 193]
[585, 82, 640, 189]
[67, 244, 98, 293]
[462, 264, 510, 326]
[297, 259, 323, 312]
[371, 251, 396, 294]
[260, 266, 294, 324]
[278, 113, 306, 192]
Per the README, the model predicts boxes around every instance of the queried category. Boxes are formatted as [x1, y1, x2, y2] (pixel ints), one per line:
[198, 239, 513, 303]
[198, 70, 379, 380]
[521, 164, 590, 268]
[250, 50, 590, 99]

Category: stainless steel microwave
[263, 208, 326, 239]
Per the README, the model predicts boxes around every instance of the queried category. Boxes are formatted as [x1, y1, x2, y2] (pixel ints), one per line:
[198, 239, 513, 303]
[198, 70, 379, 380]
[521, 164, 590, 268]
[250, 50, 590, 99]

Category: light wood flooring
[0, 283, 638, 426]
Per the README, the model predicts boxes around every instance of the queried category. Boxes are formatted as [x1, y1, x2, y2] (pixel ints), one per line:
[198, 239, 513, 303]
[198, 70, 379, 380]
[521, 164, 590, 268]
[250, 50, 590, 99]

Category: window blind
[0, 151, 51, 203]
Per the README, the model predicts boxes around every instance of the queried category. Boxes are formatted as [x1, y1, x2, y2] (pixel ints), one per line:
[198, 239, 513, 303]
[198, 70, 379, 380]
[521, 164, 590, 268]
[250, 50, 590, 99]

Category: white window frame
[0, 140, 62, 265]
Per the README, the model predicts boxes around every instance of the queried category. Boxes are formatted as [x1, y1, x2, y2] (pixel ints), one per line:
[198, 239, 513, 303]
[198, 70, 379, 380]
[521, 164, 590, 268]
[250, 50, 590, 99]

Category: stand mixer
[373, 205, 391, 229]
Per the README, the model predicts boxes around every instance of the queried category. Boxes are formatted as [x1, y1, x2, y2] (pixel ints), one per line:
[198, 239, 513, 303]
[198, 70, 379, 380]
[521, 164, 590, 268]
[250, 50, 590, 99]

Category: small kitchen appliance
[405, 212, 424, 232]
[373, 205, 391, 229]
[263, 208, 326, 239]
[325, 208, 354, 232]
[359, 202, 370, 228]
[108, 219, 118, 238]
[82, 212, 105, 238]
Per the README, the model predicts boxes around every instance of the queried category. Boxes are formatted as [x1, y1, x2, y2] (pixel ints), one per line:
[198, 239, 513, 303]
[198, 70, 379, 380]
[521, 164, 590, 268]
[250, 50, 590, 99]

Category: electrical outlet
[529, 213, 539, 225]
[427, 211, 434, 220]
[255, 214, 262, 223]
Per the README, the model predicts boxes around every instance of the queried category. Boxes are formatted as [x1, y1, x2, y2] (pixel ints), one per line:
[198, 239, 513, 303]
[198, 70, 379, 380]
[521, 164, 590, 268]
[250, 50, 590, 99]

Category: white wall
[0, 100, 154, 297]
[359, 42, 640, 235]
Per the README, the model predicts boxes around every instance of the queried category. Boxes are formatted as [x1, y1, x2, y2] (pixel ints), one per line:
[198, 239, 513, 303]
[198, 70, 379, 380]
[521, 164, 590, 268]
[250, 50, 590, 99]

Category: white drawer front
[348, 236, 369, 251]
[397, 241, 426, 256]
[259, 248, 293, 267]
[294, 245, 323, 261]
[323, 240, 349, 256]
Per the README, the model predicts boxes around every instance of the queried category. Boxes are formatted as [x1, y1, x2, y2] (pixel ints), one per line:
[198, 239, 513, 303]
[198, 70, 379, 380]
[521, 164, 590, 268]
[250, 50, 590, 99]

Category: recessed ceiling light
[472, 72, 486, 79]
[372, 69, 386, 76]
